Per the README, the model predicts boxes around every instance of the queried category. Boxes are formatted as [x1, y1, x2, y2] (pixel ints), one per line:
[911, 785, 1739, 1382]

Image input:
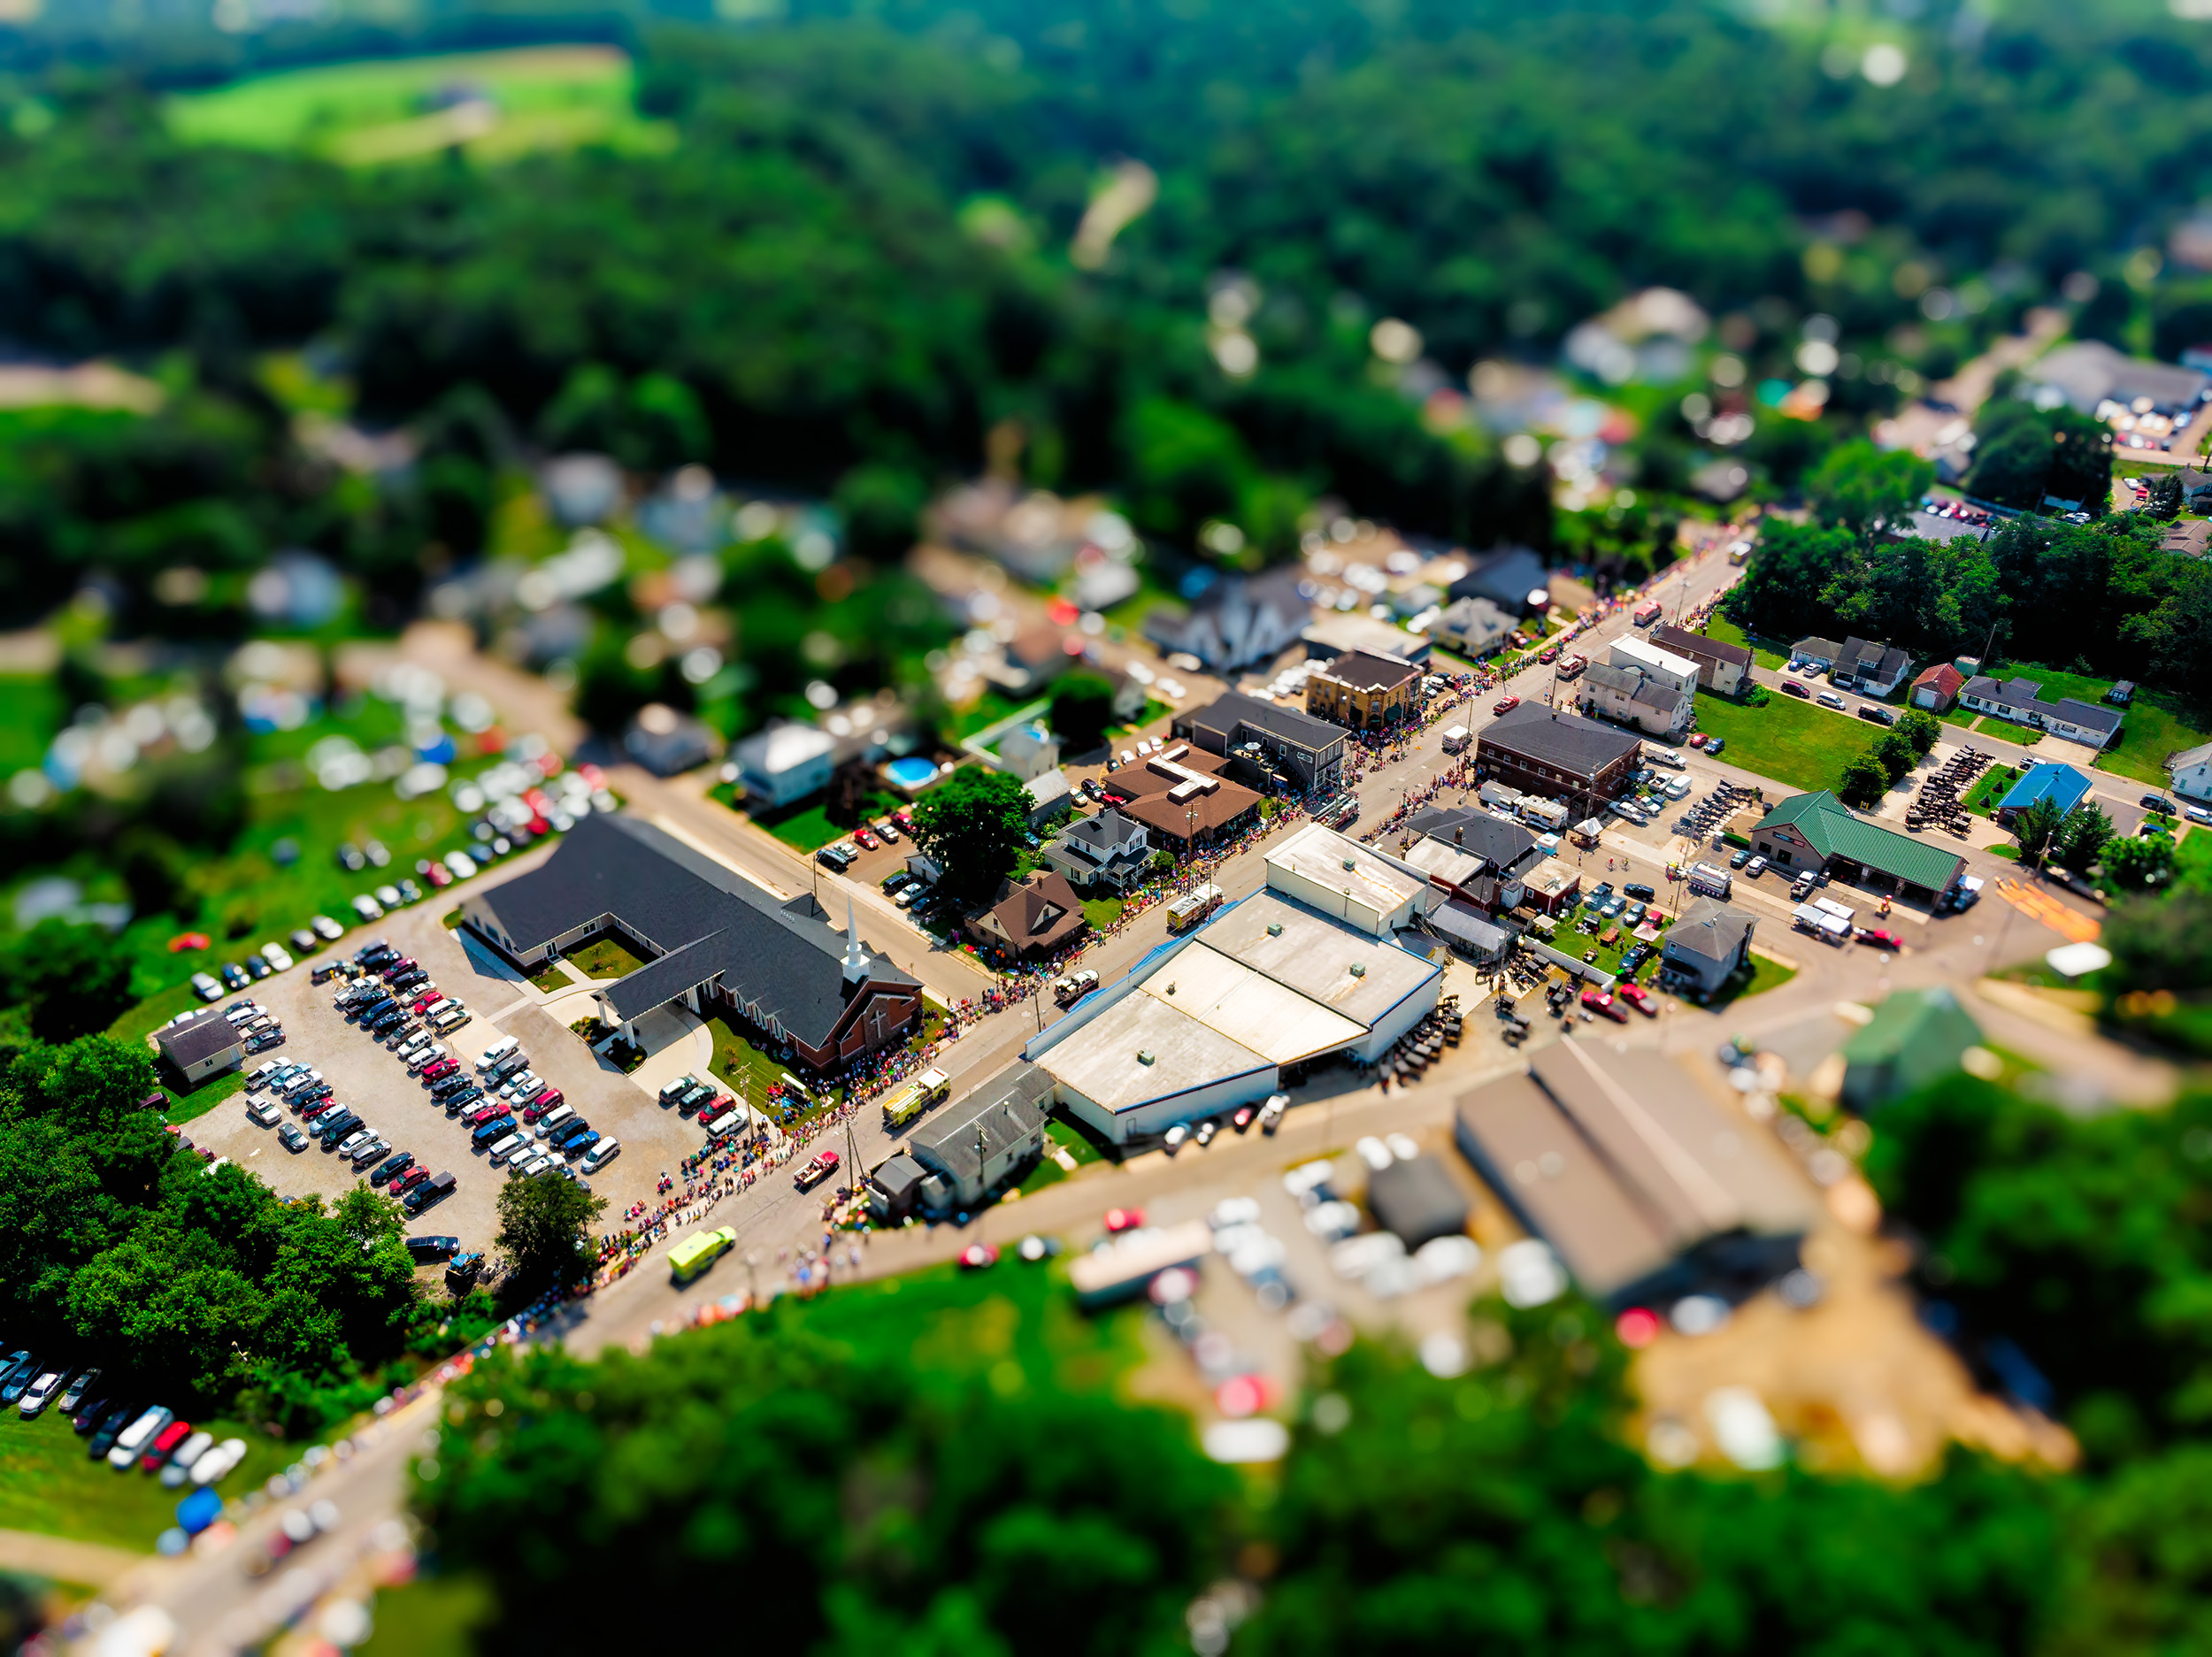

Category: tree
[2014, 795, 2065, 865]
[1805, 439, 1935, 533]
[495, 1172, 608, 1299]
[2148, 472, 2185, 522]
[1874, 726, 1918, 784]
[0, 920, 138, 1043]
[1839, 750, 1890, 809]
[910, 764, 1031, 903]
[2105, 833, 2178, 894]
[2103, 889, 2212, 993]
[1897, 707, 1941, 756]
[2053, 802, 2115, 874]
[1049, 672, 1118, 756]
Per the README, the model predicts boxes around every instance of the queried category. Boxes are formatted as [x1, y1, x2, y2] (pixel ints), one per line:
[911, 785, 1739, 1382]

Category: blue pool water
[884, 756, 939, 789]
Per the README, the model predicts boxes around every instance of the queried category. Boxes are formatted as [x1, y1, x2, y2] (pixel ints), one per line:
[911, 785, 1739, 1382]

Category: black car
[318, 1110, 364, 1147]
[444, 1087, 485, 1114]
[405, 1234, 461, 1262]
[1855, 704, 1896, 725]
[403, 1172, 457, 1215]
[72, 1394, 114, 1435]
[219, 963, 250, 990]
[815, 842, 856, 871]
[371, 1151, 416, 1185]
[86, 1401, 141, 1459]
[1623, 883, 1656, 901]
[431, 1074, 473, 1100]
[2141, 794, 2177, 816]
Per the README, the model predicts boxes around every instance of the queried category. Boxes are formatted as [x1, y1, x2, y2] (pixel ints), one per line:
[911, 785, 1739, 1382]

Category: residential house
[463, 814, 922, 1072]
[1649, 623, 1752, 696]
[156, 1012, 244, 1088]
[995, 722, 1060, 782]
[1143, 566, 1311, 673]
[1172, 693, 1346, 794]
[1579, 661, 1692, 736]
[1790, 637, 1844, 673]
[1400, 809, 1547, 916]
[1475, 703, 1642, 817]
[623, 703, 719, 777]
[1994, 763, 2093, 827]
[1022, 768, 1074, 825]
[1427, 595, 1517, 660]
[1832, 637, 1913, 698]
[1446, 546, 1552, 616]
[864, 1152, 930, 1224]
[733, 721, 836, 808]
[1839, 988, 1985, 1113]
[2170, 740, 2212, 802]
[967, 870, 1090, 963]
[1659, 897, 1756, 998]
[2028, 338, 2211, 421]
[1041, 808, 1153, 894]
[1107, 742, 1264, 849]
[908, 1062, 1055, 1213]
[1910, 664, 1965, 713]
[997, 621, 1072, 695]
[1750, 790, 1966, 906]
[1305, 648, 1425, 731]
[1957, 675, 2125, 749]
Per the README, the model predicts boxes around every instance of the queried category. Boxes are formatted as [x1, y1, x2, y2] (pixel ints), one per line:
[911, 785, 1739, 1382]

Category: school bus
[882, 1067, 950, 1130]
[1166, 884, 1224, 933]
[668, 1226, 738, 1285]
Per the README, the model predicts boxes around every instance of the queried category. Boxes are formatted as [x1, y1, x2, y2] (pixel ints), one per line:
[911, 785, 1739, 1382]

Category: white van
[539, 1103, 577, 1135]
[1440, 725, 1471, 755]
[488, 1134, 524, 1166]
[478, 1035, 519, 1071]
[581, 1139, 620, 1173]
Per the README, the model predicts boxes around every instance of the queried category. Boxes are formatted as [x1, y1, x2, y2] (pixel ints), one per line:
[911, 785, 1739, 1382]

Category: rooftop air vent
[1343, 856, 1357, 871]
[1266, 922, 1283, 937]
[1137, 1049, 1156, 1065]
[1349, 963, 1367, 978]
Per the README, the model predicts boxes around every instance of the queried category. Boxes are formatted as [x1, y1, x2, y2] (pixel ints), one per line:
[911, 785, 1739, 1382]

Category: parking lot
[179, 862, 710, 1254]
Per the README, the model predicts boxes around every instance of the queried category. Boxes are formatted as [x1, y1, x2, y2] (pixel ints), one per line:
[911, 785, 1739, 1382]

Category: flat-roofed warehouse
[1455, 1039, 1816, 1305]
[1024, 825, 1443, 1145]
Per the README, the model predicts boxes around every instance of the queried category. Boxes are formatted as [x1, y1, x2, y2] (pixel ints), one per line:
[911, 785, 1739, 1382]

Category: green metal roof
[1755, 790, 1966, 892]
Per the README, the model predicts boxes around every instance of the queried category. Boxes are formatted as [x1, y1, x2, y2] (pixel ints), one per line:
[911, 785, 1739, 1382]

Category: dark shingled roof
[1318, 648, 1423, 692]
[157, 1012, 242, 1070]
[1180, 691, 1344, 754]
[910, 1062, 1053, 1186]
[1402, 807, 1543, 878]
[472, 814, 917, 1043]
[1651, 622, 1753, 670]
[1477, 702, 1641, 778]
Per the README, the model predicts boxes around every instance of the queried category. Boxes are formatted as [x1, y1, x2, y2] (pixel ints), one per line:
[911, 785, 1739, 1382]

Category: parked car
[1744, 855, 1768, 878]
[1856, 704, 1896, 725]
[142, 1417, 196, 1472]
[1617, 983, 1657, 1017]
[1728, 848, 1750, 869]
[403, 1172, 457, 1214]
[1856, 927, 1904, 949]
[278, 1124, 308, 1152]
[2142, 794, 2177, 816]
[1816, 690, 1847, 710]
[1780, 679, 1810, 699]
[406, 1235, 461, 1262]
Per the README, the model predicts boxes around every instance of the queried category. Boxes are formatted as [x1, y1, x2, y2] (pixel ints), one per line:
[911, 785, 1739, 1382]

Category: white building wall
[1056, 1066, 1280, 1146]
[2175, 760, 2212, 802]
[1347, 967, 1446, 1062]
[1607, 636, 1700, 699]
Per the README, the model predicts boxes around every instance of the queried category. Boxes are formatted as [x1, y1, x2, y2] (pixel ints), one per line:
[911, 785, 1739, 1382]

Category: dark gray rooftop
[1402, 807, 1542, 877]
[157, 1012, 242, 1070]
[910, 1062, 1053, 1186]
[1478, 702, 1641, 777]
[1182, 691, 1344, 753]
[472, 814, 917, 1045]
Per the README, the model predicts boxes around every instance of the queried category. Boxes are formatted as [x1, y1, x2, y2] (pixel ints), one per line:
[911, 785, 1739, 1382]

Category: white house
[1580, 661, 1692, 736]
[996, 722, 1061, 782]
[733, 721, 836, 807]
[2171, 740, 2212, 802]
[1427, 595, 1517, 660]
[1957, 675, 2125, 750]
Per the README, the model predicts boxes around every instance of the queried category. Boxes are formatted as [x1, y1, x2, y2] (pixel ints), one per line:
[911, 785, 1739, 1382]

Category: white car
[1663, 775, 1693, 800]
[374, 883, 403, 909]
[259, 941, 294, 972]
[190, 971, 222, 1001]
[445, 850, 480, 879]
[310, 914, 344, 940]
[1816, 690, 1847, 710]
[17, 1370, 64, 1419]
[351, 894, 385, 923]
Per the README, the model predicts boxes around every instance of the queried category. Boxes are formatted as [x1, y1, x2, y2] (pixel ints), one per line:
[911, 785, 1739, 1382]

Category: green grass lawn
[704, 1015, 823, 1118]
[0, 1404, 293, 1551]
[165, 45, 676, 168]
[1016, 1155, 1069, 1195]
[1046, 1115, 1106, 1167]
[1555, 897, 1670, 983]
[1693, 689, 1872, 795]
[751, 792, 897, 855]
[1963, 766, 2016, 819]
[103, 980, 252, 1123]
[1080, 894, 1125, 928]
[1702, 616, 1791, 671]
[1110, 697, 1175, 738]
[526, 965, 570, 993]
[1993, 661, 2212, 788]
[567, 938, 646, 980]
[1707, 953, 1799, 1009]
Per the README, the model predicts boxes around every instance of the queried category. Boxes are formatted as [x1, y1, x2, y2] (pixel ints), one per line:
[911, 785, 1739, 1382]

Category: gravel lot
[178, 855, 710, 1253]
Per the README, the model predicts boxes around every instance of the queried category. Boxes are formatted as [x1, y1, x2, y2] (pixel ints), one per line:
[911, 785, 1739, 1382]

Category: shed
[155, 1012, 243, 1088]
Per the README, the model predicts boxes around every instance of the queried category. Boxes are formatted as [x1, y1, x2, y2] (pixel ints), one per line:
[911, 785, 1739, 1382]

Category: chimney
[842, 894, 870, 986]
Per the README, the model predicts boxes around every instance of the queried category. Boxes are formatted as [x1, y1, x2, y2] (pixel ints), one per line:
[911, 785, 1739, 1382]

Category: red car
[1617, 983, 1657, 1017]
[795, 1149, 841, 1192]
[1780, 679, 1810, 699]
[1856, 926, 1904, 949]
[1688, 733, 1708, 748]
[958, 1241, 1000, 1270]
[393, 1166, 430, 1194]
[423, 862, 453, 888]
[893, 806, 914, 829]
[421, 1059, 458, 1082]
[1103, 1207, 1147, 1235]
[168, 932, 211, 953]
[853, 826, 880, 851]
[1493, 695, 1521, 716]
[1580, 986, 1628, 1023]
[142, 1418, 193, 1471]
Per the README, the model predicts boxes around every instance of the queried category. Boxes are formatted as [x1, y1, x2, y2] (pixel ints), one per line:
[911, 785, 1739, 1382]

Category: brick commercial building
[1107, 741, 1264, 849]
[1474, 703, 1642, 817]
[1304, 648, 1424, 732]
[464, 813, 922, 1074]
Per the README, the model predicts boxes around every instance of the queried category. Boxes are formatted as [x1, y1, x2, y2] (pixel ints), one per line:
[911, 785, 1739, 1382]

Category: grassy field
[567, 938, 645, 980]
[1555, 893, 1669, 983]
[1709, 953, 1799, 1009]
[104, 980, 254, 1123]
[526, 965, 569, 993]
[165, 46, 677, 168]
[1692, 690, 1870, 795]
[1045, 1115, 1105, 1167]
[1962, 764, 2017, 819]
[1080, 894, 1125, 928]
[1702, 616, 1790, 671]
[358, 1571, 496, 1657]
[0, 1405, 291, 1551]
[751, 791, 898, 855]
[1998, 661, 2212, 787]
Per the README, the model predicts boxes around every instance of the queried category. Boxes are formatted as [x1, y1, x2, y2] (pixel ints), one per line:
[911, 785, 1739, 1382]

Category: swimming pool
[883, 756, 940, 790]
